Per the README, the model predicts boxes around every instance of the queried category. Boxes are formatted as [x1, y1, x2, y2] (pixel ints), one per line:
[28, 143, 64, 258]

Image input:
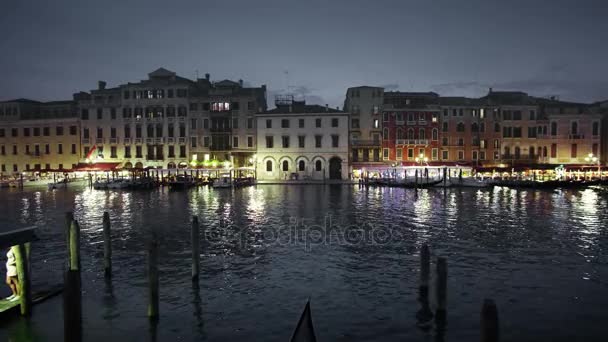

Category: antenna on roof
[195, 70, 199, 80]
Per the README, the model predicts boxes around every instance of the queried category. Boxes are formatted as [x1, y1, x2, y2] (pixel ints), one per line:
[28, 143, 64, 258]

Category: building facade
[343, 87, 384, 170]
[381, 92, 441, 164]
[256, 99, 349, 180]
[76, 68, 266, 169]
[0, 99, 80, 176]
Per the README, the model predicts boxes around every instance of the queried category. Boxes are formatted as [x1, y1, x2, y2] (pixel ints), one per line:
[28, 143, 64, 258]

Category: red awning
[72, 162, 122, 171]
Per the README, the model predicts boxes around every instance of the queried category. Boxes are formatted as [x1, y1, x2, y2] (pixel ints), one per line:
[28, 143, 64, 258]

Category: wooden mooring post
[147, 236, 159, 320]
[481, 299, 499, 342]
[64, 219, 82, 342]
[12, 243, 32, 316]
[103, 211, 112, 279]
[416, 244, 433, 325]
[435, 257, 447, 323]
[191, 216, 200, 282]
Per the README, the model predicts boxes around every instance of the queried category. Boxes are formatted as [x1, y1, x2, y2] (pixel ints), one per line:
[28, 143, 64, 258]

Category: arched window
[543, 146, 548, 157]
[383, 128, 389, 140]
[514, 146, 521, 159]
[504, 146, 510, 157]
[282, 160, 289, 172]
[593, 121, 599, 136]
[397, 129, 405, 139]
[494, 123, 500, 132]
[432, 128, 438, 141]
[315, 160, 322, 171]
[529, 146, 535, 158]
[266, 160, 273, 172]
[407, 128, 414, 139]
[457, 122, 465, 132]
[298, 160, 305, 171]
[419, 128, 425, 139]
[471, 122, 479, 132]
[571, 121, 578, 135]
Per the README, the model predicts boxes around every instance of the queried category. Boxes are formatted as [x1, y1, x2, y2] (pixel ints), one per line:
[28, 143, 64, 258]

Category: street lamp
[585, 153, 600, 179]
[414, 153, 428, 166]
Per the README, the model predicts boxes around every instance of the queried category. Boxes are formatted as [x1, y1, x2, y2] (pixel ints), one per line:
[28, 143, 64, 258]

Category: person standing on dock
[5, 248, 20, 301]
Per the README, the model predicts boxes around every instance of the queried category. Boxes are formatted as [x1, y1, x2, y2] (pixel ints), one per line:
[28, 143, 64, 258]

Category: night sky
[1, 0, 606, 107]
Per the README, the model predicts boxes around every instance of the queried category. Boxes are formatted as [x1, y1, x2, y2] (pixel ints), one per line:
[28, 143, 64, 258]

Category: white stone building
[255, 99, 349, 180]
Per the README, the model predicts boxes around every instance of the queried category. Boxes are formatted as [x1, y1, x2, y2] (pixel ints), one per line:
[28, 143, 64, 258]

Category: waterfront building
[255, 97, 349, 180]
[381, 92, 441, 165]
[76, 68, 266, 170]
[0, 99, 80, 176]
[343, 87, 384, 172]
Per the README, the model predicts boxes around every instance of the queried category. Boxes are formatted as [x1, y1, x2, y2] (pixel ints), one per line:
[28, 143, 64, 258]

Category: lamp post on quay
[584, 153, 600, 180]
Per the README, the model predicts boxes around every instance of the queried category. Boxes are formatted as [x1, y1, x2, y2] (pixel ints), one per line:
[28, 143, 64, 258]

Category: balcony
[82, 138, 90, 144]
[406, 121, 417, 125]
[109, 138, 118, 144]
[146, 155, 164, 161]
[396, 120, 405, 125]
[178, 117, 186, 122]
[167, 117, 175, 122]
[167, 137, 175, 144]
[123, 138, 131, 145]
[351, 139, 381, 147]
[418, 120, 427, 125]
[146, 138, 154, 144]
[569, 134, 584, 140]
[396, 139, 429, 146]
[155, 138, 163, 144]
[95, 138, 104, 144]
[178, 137, 186, 144]
[134, 138, 143, 144]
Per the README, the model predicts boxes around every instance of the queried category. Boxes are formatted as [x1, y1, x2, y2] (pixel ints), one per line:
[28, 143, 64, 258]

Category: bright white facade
[255, 105, 349, 180]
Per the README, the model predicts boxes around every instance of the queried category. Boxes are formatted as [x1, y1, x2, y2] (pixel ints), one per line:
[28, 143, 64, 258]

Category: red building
[381, 92, 441, 165]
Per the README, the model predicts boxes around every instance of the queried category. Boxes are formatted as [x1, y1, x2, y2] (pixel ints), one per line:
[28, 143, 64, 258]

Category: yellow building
[0, 99, 81, 177]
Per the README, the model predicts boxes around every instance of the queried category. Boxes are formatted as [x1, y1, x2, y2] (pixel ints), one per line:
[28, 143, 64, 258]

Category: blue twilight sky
[0, 0, 607, 108]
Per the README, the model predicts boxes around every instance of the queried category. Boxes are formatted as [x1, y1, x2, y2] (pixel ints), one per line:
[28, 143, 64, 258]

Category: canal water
[1, 184, 608, 341]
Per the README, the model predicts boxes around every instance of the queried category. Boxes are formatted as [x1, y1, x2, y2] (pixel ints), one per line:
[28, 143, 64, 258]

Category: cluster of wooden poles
[417, 244, 499, 342]
[60, 215, 498, 341]
[62, 212, 202, 341]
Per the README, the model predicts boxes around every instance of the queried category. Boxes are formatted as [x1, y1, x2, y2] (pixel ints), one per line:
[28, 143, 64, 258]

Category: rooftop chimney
[98, 81, 106, 90]
[205, 73, 210, 81]
[325, 104, 329, 112]
[239, 79, 243, 87]
[489, 87, 493, 94]
[262, 84, 267, 91]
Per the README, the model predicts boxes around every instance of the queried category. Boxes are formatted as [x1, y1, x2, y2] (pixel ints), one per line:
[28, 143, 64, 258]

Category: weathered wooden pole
[443, 167, 447, 187]
[12, 244, 32, 316]
[419, 244, 430, 294]
[63, 269, 82, 342]
[69, 220, 81, 271]
[435, 257, 447, 321]
[65, 212, 74, 254]
[191, 216, 200, 282]
[147, 237, 159, 320]
[481, 299, 499, 342]
[103, 211, 112, 279]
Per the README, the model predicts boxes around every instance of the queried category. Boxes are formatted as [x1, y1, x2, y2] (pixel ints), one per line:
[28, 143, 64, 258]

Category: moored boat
[168, 175, 195, 189]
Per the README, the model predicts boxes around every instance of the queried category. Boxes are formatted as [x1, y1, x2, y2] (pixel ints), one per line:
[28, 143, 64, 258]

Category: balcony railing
[167, 137, 175, 144]
[109, 138, 118, 144]
[396, 120, 405, 125]
[351, 139, 381, 146]
[124, 138, 131, 145]
[569, 134, 584, 140]
[418, 120, 427, 125]
[406, 121, 417, 125]
[95, 138, 104, 144]
[155, 138, 163, 144]
[134, 138, 143, 144]
[146, 138, 154, 144]
[178, 137, 186, 144]
[396, 139, 429, 145]
[82, 138, 90, 144]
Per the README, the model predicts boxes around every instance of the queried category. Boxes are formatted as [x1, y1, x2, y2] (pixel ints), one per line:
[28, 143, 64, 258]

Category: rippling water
[1, 185, 608, 341]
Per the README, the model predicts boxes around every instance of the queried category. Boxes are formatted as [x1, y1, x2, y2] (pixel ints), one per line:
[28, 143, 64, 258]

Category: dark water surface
[1, 184, 608, 341]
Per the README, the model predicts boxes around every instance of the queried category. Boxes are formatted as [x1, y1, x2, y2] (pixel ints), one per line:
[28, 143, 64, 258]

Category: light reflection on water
[0, 185, 608, 341]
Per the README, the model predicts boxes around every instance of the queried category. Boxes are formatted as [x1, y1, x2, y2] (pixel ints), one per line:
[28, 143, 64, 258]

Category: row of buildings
[1, 68, 607, 180]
